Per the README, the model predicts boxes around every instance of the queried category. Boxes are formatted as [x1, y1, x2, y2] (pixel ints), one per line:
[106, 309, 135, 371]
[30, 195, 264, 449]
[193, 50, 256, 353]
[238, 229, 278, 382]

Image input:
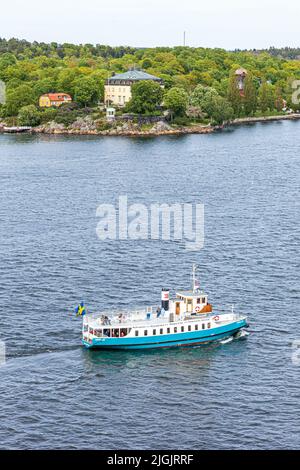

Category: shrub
[39, 107, 58, 123]
[18, 105, 41, 126]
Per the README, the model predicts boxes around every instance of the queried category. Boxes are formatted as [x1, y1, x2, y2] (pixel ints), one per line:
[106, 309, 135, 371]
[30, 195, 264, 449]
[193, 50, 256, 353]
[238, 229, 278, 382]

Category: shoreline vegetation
[1, 113, 300, 137]
[1, 39, 300, 136]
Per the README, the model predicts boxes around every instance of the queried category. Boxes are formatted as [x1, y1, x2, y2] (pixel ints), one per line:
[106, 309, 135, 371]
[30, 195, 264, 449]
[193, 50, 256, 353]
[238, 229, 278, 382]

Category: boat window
[195, 324, 198, 331]
[188, 325, 191, 332]
[160, 328, 163, 334]
[120, 328, 129, 337]
[187, 299, 192, 304]
[112, 329, 120, 337]
[197, 298, 200, 304]
[89, 328, 93, 334]
[83, 324, 88, 332]
[207, 323, 211, 329]
[181, 326, 184, 332]
[167, 327, 170, 334]
[135, 330, 139, 336]
[174, 327, 177, 333]
[153, 329, 156, 335]
[144, 330, 148, 336]
[202, 324, 205, 330]
[202, 297, 206, 303]
[103, 329, 111, 337]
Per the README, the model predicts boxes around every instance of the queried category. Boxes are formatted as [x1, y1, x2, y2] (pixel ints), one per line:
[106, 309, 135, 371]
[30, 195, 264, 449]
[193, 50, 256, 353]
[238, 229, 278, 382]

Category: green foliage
[1, 38, 300, 122]
[190, 84, 233, 124]
[126, 80, 163, 114]
[259, 82, 275, 114]
[18, 105, 41, 126]
[172, 116, 191, 126]
[209, 96, 234, 125]
[227, 72, 242, 117]
[164, 87, 189, 118]
[95, 119, 112, 131]
[39, 107, 58, 123]
[243, 73, 257, 115]
[74, 77, 100, 107]
[3, 84, 36, 116]
[191, 84, 219, 115]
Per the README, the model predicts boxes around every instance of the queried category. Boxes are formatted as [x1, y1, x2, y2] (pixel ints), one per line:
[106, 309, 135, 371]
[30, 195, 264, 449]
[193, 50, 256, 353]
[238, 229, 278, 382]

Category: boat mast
[192, 263, 198, 292]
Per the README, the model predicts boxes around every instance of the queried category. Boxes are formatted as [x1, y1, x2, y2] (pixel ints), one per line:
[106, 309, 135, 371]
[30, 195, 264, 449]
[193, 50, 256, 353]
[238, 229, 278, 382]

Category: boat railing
[84, 306, 161, 325]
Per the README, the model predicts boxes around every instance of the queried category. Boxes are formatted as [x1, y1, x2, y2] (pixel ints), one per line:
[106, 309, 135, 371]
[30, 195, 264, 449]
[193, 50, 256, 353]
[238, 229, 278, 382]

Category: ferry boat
[82, 265, 248, 350]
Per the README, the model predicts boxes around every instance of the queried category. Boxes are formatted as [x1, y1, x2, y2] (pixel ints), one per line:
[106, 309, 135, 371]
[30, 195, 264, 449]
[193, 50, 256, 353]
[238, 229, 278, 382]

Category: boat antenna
[192, 263, 198, 293]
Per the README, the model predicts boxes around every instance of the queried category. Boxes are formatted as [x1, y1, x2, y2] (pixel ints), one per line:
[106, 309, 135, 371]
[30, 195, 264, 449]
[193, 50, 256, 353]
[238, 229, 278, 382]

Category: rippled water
[0, 121, 299, 449]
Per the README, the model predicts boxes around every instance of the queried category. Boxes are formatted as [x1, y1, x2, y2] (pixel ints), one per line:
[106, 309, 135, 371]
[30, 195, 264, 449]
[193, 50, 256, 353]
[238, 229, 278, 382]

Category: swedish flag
[75, 302, 86, 316]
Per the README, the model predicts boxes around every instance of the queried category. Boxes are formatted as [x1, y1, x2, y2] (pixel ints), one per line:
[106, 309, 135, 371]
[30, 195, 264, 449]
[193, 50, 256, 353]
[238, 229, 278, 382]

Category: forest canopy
[0, 38, 300, 123]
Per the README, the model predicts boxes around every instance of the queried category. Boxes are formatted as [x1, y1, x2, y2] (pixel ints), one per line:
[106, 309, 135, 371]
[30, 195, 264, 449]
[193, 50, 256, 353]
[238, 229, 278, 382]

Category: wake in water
[219, 329, 250, 345]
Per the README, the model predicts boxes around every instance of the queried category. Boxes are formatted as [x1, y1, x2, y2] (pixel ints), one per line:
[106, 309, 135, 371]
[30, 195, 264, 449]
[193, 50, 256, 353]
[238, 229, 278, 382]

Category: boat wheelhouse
[82, 265, 248, 350]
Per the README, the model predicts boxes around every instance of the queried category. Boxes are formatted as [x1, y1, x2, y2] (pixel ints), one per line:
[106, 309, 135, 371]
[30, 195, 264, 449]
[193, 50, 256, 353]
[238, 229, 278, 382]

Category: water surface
[0, 121, 299, 449]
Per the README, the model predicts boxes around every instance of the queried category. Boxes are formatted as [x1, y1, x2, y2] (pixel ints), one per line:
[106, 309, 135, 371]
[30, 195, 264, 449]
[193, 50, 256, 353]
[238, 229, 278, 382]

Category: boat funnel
[161, 288, 170, 311]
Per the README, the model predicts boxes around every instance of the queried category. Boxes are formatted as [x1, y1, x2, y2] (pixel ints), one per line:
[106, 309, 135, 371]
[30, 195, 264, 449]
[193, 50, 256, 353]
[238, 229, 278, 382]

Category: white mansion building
[104, 69, 163, 107]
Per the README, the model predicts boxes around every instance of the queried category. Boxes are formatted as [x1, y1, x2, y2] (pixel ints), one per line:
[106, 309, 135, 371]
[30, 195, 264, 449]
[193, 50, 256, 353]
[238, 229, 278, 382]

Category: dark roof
[108, 69, 161, 82]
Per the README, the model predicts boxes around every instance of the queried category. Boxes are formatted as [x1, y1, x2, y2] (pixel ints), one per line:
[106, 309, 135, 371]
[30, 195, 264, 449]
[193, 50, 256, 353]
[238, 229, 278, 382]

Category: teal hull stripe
[83, 319, 247, 350]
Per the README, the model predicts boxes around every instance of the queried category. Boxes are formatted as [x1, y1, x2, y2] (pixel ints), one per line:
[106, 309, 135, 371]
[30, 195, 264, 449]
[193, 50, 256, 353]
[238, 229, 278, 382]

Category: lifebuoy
[195, 306, 201, 313]
[213, 315, 220, 321]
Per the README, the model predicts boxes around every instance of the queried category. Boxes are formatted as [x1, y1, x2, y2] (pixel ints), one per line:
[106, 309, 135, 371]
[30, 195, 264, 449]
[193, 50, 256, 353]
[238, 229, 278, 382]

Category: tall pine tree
[227, 71, 242, 117]
[243, 73, 257, 116]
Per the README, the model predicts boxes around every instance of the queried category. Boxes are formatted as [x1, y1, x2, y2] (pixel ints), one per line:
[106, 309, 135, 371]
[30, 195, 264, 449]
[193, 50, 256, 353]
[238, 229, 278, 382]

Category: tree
[190, 84, 219, 116]
[127, 80, 163, 114]
[18, 105, 41, 126]
[164, 87, 188, 119]
[243, 73, 257, 116]
[186, 105, 204, 120]
[74, 77, 99, 107]
[259, 82, 275, 114]
[190, 84, 233, 124]
[210, 96, 234, 125]
[4, 84, 35, 116]
[227, 71, 242, 117]
[275, 86, 284, 111]
[57, 68, 78, 96]
[0, 52, 17, 80]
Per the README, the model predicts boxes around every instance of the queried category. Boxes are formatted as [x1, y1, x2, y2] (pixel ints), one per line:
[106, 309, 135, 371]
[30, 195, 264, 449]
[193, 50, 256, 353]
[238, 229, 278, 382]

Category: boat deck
[84, 309, 244, 329]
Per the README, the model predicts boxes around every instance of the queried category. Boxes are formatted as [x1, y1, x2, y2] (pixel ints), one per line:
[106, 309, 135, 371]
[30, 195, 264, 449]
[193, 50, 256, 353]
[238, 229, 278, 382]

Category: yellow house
[39, 93, 72, 108]
[104, 69, 163, 107]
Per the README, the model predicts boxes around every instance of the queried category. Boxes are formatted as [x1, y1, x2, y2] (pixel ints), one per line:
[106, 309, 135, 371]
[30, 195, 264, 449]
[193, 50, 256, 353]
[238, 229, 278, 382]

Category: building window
[174, 327, 177, 333]
[167, 328, 170, 334]
[181, 326, 184, 332]
[207, 323, 211, 329]
[188, 325, 191, 332]
[195, 324, 198, 331]
[160, 328, 163, 334]
[144, 330, 148, 336]
[153, 329, 156, 335]
[135, 330, 139, 336]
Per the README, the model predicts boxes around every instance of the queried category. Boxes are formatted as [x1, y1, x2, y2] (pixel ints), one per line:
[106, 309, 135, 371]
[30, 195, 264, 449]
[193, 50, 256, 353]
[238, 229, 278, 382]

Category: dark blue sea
[0, 120, 299, 449]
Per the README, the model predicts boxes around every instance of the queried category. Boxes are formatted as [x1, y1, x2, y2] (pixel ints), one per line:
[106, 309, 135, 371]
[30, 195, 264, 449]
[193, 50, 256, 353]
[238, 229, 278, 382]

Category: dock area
[0, 125, 32, 133]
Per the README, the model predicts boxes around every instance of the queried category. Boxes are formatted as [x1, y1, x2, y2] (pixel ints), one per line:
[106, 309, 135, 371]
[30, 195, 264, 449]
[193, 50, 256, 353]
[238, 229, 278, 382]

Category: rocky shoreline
[29, 118, 214, 136]
[1, 113, 300, 137]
